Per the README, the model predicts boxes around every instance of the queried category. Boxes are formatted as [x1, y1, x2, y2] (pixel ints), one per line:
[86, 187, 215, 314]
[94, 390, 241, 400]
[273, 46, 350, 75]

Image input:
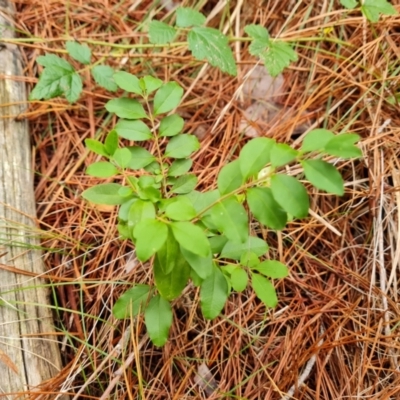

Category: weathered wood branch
[0, 1, 65, 397]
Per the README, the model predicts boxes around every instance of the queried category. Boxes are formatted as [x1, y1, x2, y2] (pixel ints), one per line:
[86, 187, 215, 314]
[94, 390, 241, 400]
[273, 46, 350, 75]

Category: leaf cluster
[80, 73, 361, 346]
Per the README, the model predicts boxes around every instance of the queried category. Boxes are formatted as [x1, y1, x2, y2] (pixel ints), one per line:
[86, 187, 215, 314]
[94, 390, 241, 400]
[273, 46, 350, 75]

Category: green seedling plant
[80, 73, 362, 346]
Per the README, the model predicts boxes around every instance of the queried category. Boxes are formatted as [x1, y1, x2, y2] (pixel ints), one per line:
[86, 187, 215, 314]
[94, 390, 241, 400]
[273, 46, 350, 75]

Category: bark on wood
[0, 1, 65, 397]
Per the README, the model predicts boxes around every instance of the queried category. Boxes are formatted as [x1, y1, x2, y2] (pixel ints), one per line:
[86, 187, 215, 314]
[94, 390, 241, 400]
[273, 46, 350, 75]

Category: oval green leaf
[133, 219, 168, 261]
[86, 161, 118, 178]
[301, 129, 335, 152]
[113, 285, 151, 319]
[159, 114, 185, 137]
[217, 159, 244, 195]
[302, 159, 344, 196]
[230, 268, 248, 292]
[246, 187, 287, 230]
[154, 250, 190, 300]
[252, 260, 289, 279]
[181, 247, 213, 279]
[168, 159, 192, 177]
[200, 267, 229, 319]
[251, 273, 278, 307]
[171, 221, 210, 257]
[220, 236, 268, 260]
[128, 200, 156, 227]
[270, 174, 309, 218]
[82, 183, 126, 205]
[165, 134, 200, 159]
[154, 82, 184, 115]
[165, 196, 197, 221]
[239, 138, 275, 179]
[270, 143, 298, 168]
[105, 98, 147, 119]
[144, 295, 172, 347]
[210, 197, 248, 243]
[127, 146, 155, 169]
[115, 120, 152, 141]
[113, 71, 142, 95]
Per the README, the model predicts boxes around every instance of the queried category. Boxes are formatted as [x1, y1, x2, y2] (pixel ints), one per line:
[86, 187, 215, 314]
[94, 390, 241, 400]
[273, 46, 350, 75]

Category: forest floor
[7, 0, 400, 398]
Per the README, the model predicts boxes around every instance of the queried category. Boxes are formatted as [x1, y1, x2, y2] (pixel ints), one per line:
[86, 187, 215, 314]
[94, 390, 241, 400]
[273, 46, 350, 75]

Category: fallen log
[0, 0, 65, 397]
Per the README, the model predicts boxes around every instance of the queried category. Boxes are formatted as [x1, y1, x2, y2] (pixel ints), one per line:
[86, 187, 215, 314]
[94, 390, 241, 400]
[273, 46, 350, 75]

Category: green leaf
[251, 273, 278, 307]
[239, 138, 275, 179]
[66, 41, 91, 64]
[186, 190, 219, 215]
[171, 221, 210, 257]
[188, 27, 237, 76]
[301, 129, 335, 152]
[115, 120, 152, 141]
[85, 139, 109, 157]
[200, 267, 229, 319]
[244, 24, 270, 42]
[86, 161, 118, 178]
[220, 236, 268, 260]
[127, 146, 155, 169]
[128, 200, 156, 227]
[170, 174, 197, 194]
[117, 222, 131, 239]
[168, 159, 192, 177]
[252, 260, 289, 279]
[155, 231, 180, 274]
[144, 295, 172, 347]
[141, 76, 163, 94]
[302, 160, 344, 196]
[148, 20, 177, 44]
[210, 197, 248, 243]
[361, 0, 397, 22]
[245, 25, 297, 77]
[260, 41, 298, 77]
[324, 134, 362, 158]
[217, 159, 244, 195]
[113, 148, 132, 168]
[104, 130, 118, 156]
[137, 186, 161, 202]
[118, 198, 136, 221]
[246, 187, 287, 230]
[105, 98, 147, 119]
[30, 55, 83, 103]
[240, 252, 260, 268]
[159, 114, 185, 137]
[340, 0, 358, 9]
[133, 219, 168, 261]
[190, 269, 203, 287]
[165, 196, 197, 221]
[154, 249, 190, 300]
[270, 174, 309, 218]
[181, 247, 213, 280]
[91, 65, 118, 92]
[30, 70, 63, 101]
[230, 268, 248, 292]
[176, 7, 206, 27]
[82, 183, 126, 205]
[270, 143, 298, 168]
[113, 285, 151, 319]
[153, 82, 184, 115]
[165, 134, 200, 158]
[62, 73, 83, 103]
[113, 71, 143, 95]
[208, 235, 228, 254]
[36, 54, 74, 70]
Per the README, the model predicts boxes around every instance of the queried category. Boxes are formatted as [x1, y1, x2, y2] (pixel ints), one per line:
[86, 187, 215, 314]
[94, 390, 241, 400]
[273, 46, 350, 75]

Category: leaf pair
[149, 7, 237, 76]
[113, 285, 172, 347]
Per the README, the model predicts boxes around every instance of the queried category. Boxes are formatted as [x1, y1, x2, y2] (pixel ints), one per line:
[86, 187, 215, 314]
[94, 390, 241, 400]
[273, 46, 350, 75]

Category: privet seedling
[81, 74, 362, 346]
